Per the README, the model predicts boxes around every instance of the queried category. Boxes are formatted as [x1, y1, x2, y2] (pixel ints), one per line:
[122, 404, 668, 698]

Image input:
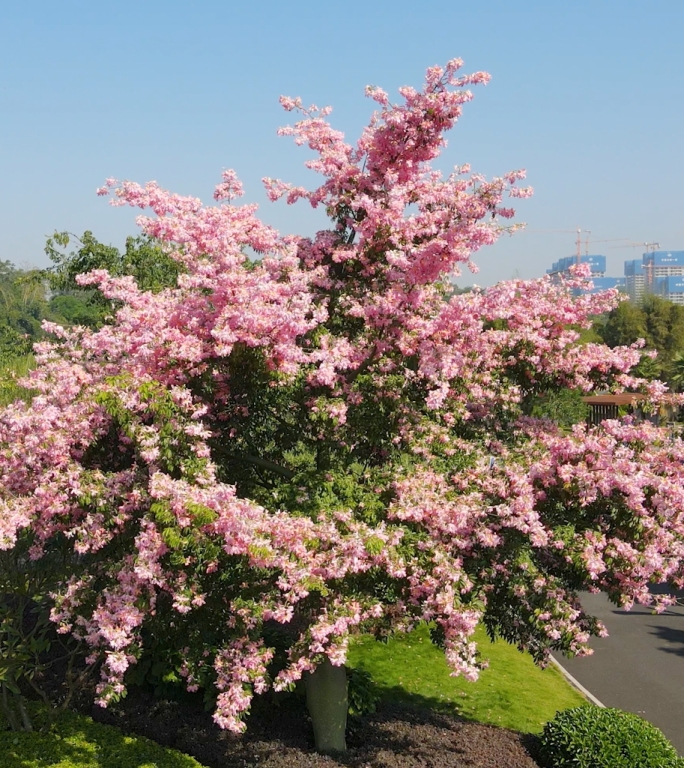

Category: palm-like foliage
[670, 351, 684, 392]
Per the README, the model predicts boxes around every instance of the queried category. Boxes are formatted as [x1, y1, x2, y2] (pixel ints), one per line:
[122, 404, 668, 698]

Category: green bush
[540, 705, 684, 768]
[346, 667, 380, 717]
[0, 704, 205, 767]
[0, 529, 92, 732]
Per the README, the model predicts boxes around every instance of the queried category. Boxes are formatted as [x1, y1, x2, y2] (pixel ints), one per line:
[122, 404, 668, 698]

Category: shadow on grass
[368, 682, 475, 721]
[0, 708, 200, 768]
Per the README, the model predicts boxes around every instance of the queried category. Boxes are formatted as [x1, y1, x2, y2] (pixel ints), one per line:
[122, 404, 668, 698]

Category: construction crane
[507, 228, 588, 264]
[517, 227, 646, 265]
[537, 229, 633, 263]
[577, 232, 633, 259]
[607, 241, 660, 252]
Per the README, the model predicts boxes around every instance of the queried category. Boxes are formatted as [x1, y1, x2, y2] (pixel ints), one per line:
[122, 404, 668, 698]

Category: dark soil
[86, 688, 543, 768]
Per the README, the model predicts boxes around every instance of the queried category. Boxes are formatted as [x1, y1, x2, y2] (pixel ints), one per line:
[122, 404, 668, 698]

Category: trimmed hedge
[540, 705, 684, 768]
[0, 706, 205, 767]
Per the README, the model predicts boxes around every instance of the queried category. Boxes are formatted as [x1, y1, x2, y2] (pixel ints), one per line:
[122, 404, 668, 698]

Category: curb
[549, 655, 606, 708]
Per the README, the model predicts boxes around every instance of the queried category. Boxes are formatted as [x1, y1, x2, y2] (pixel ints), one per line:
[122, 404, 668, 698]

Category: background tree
[527, 388, 589, 429]
[0, 262, 47, 404]
[598, 295, 684, 386]
[2, 61, 684, 754]
[44, 230, 181, 327]
[670, 351, 684, 393]
[599, 297, 647, 349]
[0, 261, 51, 346]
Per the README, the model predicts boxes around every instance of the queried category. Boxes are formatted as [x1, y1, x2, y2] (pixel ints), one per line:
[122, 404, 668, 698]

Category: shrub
[0, 703, 204, 767]
[0, 530, 93, 732]
[539, 705, 684, 768]
[347, 667, 380, 717]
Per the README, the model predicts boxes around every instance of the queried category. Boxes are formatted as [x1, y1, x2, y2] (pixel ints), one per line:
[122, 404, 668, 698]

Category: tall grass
[0, 353, 36, 407]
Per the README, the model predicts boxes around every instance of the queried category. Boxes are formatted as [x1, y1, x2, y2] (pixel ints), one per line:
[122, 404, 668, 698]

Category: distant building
[582, 276, 625, 294]
[624, 259, 645, 302]
[543, 249, 684, 303]
[642, 251, 684, 297]
[544, 255, 625, 296]
[547, 254, 606, 277]
[655, 275, 684, 305]
[643, 250, 684, 275]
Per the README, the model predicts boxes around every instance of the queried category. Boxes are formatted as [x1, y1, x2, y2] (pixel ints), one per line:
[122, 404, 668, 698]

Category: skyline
[2, 1, 683, 287]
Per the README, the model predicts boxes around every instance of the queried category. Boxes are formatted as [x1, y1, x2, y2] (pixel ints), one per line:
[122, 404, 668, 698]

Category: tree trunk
[304, 658, 348, 752]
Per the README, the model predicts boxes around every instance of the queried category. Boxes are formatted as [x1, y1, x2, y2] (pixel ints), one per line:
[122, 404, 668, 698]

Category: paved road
[552, 591, 684, 753]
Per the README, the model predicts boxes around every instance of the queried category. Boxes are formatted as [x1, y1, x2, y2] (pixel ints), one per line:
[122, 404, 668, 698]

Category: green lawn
[348, 624, 588, 733]
[0, 707, 205, 768]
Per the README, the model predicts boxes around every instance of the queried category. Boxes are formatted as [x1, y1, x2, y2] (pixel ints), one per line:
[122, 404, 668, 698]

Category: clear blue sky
[1, 1, 683, 286]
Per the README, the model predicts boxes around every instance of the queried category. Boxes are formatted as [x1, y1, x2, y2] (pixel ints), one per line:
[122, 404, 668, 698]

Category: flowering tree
[3, 60, 684, 751]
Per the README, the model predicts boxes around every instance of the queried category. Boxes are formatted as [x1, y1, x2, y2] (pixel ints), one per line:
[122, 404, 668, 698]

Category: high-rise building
[543, 249, 684, 303]
[545, 255, 623, 296]
[546, 254, 606, 277]
[582, 276, 625, 294]
[624, 259, 645, 302]
[655, 276, 684, 305]
[642, 251, 684, 294]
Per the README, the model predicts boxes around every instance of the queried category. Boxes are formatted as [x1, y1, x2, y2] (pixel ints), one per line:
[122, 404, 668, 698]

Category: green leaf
[161, 527, 183, 549]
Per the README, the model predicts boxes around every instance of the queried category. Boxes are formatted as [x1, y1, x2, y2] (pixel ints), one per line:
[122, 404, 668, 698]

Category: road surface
[553, 590, 684, 753]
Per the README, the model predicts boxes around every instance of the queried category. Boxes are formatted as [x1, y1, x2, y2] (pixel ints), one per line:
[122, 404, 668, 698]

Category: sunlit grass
[348, 624, 587, 733]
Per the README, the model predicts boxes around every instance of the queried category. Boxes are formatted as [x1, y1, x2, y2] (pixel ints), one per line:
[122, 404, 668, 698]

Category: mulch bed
[86, 688, 543, 768]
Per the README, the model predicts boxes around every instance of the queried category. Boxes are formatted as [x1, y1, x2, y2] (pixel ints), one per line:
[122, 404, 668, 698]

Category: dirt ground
[89, 688, 543, 768]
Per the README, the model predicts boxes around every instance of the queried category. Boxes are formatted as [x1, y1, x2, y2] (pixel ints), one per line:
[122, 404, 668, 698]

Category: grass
[0, 353, 36, 406]
[0, 705, 206, 768]
[348, 624, 588, 734]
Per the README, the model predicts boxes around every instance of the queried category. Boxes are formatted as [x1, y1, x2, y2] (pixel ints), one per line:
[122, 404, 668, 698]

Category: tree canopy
[598, 295, 684, 386]
[44, 230, 181, 327]
[2, 60, 684, 748]
[0, 260, 51, 360]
